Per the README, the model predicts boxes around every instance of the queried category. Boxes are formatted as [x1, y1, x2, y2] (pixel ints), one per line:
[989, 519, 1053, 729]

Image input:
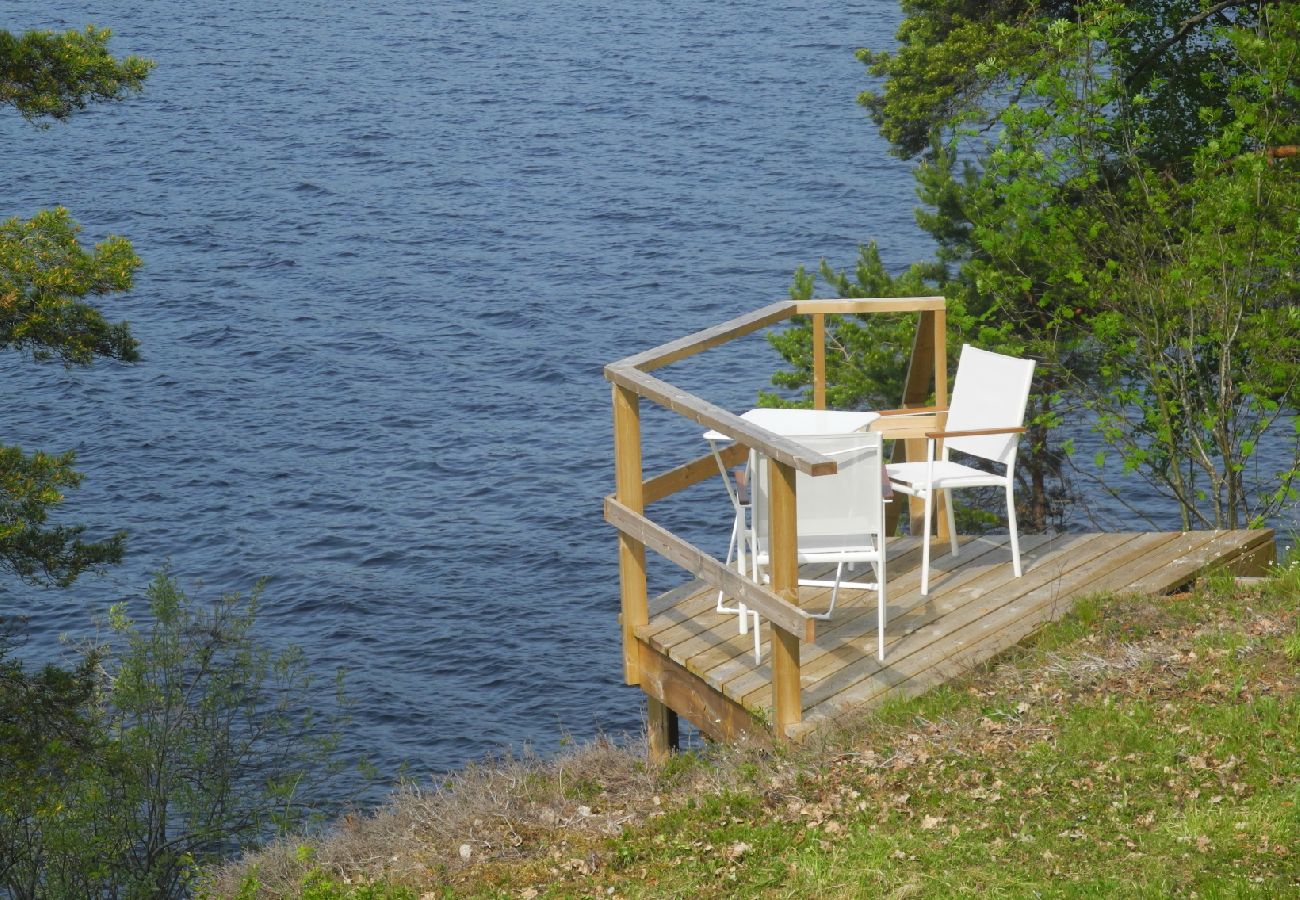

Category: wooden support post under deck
[767, 457, 802, 733]
[612, 384, 648, 685]
[812, 313, 826, 410]
[645, 695, 679, 764]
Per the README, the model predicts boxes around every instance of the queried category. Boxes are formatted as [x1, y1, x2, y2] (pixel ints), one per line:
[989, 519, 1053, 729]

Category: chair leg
[750, 610, 761, 663]
[877, 556, 887, 662]
[828, 560, 844, 618]
[716, 510, 743, 613]
[737, 508, 749, 586]
[1006, 480, 1022, 577]
[945, 488, 958, 557]
[809, 561, 846, 622]
[739, 547, 766, 639]
[921, 486, 934, 596]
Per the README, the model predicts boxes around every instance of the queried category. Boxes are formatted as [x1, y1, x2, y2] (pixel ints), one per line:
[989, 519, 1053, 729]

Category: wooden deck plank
[636, 640, 763, 744]
[656, 561, 847, 681]
[1076, 529, 1218, 593]
[719, 534, 1050, 707]
[776, 533, 1055, 683]
[722, 535, 1035, 713]
[790, 530, 1170, 723]
[905, 531, 1212, 680]
[1122, 529, 1274, 593]
[647, 577, 708, 620]
[708, 536, 989, 699]
[645, 538, 923, 669]
[789, 531, 1139, 714]
[792, 530, 1211, 734]
[686, 539, 930, 693]
[670, 529, 1183, 706]
[633, 528, 1272, 748]
[638, 562, 845, 692]
[640, 556, 814, 646]
[640, 560, 836, 654]
[668, 550, 884, 685]
[641, 589, 730, 644]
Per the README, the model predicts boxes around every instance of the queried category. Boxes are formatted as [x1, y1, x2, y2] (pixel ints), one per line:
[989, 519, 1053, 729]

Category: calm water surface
[1, 0, 1201, 806]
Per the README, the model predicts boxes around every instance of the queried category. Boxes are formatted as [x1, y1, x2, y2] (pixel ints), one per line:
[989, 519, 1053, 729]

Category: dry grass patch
[200, 730, 786, 897]
[202, 736, 654, 893]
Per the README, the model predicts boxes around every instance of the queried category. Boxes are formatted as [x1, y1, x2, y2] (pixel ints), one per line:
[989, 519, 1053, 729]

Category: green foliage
[0, 572, 350, 899]
[764, 242, 946, 411]
[0, 26, 148, 591]
[951, 3, 1300, 529]
[1285, 620, 1300, 664]
[858, 0, 1062, 159]
[0, 206, 141, 364]
[0, 25, 152, 123]
[0, 26, 154, 893]
[0, 625, 121, 899]
[775, 0, 1300, 531]
[0, 24, 335, 899]
[862, 0, 1274, 168]
[0, 443, 126, 587]
[298, 872, 418, 900]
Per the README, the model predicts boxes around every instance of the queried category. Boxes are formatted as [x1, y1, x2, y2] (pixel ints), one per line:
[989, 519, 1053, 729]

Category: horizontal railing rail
[604, 364, 840, 477]
[603, 497, 816, 642]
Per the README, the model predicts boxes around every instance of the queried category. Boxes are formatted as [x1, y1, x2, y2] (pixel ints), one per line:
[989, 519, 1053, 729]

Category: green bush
[0, 570, 350, 898]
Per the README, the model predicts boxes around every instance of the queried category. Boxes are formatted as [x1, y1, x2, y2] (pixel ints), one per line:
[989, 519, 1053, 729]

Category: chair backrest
[753, 431, 885, 553]
[944, 344, 1036, 465]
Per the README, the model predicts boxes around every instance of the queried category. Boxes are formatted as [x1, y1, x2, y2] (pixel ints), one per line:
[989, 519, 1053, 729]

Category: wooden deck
[635, 528, 1274, 743]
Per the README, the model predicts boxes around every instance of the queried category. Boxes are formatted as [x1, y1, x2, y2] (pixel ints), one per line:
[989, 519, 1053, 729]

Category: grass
[202, 564, 1300, 898]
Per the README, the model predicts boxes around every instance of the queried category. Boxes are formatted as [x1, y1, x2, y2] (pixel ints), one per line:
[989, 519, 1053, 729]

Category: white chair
[885, 344, 1036, 596]
[750, 431, 890, 662]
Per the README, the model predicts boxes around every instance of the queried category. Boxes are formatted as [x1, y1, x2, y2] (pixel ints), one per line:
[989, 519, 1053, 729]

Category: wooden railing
[604, 297, 947, 744]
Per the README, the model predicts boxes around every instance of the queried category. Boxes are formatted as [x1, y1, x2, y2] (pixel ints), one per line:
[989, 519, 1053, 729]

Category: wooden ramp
[635, 529, 1274, 744]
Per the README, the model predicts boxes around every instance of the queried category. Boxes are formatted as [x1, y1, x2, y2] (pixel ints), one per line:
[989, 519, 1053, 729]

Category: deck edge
[636, 639, 769, 746]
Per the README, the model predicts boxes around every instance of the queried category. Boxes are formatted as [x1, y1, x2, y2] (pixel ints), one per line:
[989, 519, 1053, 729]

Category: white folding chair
[886, 344, 1036, 595]
[750, 431, 890, 662]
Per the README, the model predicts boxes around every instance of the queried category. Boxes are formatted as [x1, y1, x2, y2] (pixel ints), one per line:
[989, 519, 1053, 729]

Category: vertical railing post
[931, 305, 950, 542]
[932, 305, 948, 410]
[612, 384, 648, 686]
[812, 313, 826, 410]
[885, 308, 952, 541]
[893, 310, 935, 536]
[767, 457, 802, 734]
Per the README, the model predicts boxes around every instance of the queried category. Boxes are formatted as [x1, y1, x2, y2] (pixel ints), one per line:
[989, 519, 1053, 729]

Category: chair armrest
[870, 408, 949, 439]
[873, 406, 947, 417]
[924, 426, 1027, 440]
[870, 415, 941, 439]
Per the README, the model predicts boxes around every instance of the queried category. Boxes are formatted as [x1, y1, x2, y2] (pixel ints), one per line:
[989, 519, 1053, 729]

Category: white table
[703, 408, 881, 619]
[702, 407, 881, 443]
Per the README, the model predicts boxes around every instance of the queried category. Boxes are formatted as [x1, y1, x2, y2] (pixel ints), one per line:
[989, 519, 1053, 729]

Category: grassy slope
[205, 565, 1300, 899]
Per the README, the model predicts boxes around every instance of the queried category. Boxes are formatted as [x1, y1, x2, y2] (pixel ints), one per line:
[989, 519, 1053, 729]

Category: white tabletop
[703, 407, 880, 442]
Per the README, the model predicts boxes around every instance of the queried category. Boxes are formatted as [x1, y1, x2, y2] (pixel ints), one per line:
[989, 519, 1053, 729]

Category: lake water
[0, 0, 1249, 809]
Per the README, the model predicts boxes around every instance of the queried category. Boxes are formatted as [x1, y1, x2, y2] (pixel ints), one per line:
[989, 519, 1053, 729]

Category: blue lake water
[1, 0, 1255, 809]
